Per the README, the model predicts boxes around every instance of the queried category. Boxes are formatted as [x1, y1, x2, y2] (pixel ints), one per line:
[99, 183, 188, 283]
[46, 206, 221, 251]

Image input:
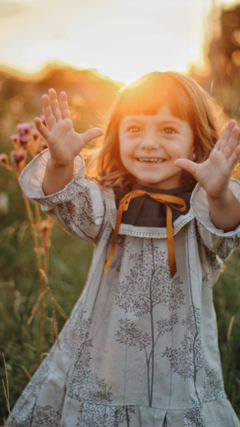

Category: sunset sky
[0, 0, 239, 83]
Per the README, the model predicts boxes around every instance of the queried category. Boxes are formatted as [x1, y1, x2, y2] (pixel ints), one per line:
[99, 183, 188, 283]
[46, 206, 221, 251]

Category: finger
[81, 128, 104, 145]
[215, 127, 228, 150]
[42, 95, 56, 130]
[48, 88, 62, 122]
[217, 120, 236, 151]
[35, 117, 51, 140]
[174, 158, 199, 178]
[227, 145, 240, 171]
[223, 126, 240, 159]
[59, 91, 71, 120]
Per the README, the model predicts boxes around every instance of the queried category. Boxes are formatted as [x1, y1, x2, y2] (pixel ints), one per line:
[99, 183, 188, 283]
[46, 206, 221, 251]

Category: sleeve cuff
[19, 149, 85, 200]
[191, 179, 240, 237]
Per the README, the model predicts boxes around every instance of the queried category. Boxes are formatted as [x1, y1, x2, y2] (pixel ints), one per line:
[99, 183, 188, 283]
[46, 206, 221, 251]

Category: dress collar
[104, 184, 195, 238]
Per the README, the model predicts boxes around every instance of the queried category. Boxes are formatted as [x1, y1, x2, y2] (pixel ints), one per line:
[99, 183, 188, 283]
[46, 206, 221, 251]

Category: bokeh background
[1, 0, 240, 422]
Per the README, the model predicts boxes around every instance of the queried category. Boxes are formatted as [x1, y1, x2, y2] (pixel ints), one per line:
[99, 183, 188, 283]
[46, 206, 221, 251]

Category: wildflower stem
[22, 193, 42, 271]
[37, 211, 52, 365]
[2, 353, 12, 427]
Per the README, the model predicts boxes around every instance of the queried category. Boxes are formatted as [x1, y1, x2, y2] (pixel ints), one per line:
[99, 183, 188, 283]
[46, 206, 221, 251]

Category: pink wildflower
[0, 153, 9, 166]
[11, 134, 20, 143]
[16, 123, 33, 135]
[11, 134, 20, 149]
[32, 130, 40, 141]
[20, 135, 30, 150]
[10, 150, 26, 171]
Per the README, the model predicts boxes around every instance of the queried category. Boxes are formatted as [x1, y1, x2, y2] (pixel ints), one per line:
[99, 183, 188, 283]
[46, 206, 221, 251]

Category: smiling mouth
[137, 158, 165, 164]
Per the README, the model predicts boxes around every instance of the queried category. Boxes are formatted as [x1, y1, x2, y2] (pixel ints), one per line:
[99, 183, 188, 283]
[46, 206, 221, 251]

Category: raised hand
[35, 89, 103, 167]
[174, 120, 240, 199]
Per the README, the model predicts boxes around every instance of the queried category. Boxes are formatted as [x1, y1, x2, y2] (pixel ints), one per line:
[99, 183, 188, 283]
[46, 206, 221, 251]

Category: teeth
[138, 158, 163, 163]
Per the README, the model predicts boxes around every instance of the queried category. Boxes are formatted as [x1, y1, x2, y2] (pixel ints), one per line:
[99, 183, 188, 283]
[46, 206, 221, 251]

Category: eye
[127, 126, 142, 133]
[161, 127, 176, 134]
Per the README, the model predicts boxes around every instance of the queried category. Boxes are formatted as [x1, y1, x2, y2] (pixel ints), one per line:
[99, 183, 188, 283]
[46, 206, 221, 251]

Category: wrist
[47, 157, 75, 171]
[207, 187, 232, 206]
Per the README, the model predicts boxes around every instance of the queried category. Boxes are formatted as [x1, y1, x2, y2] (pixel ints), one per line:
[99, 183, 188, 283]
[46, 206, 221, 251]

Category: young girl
[9, 72, 240, 427]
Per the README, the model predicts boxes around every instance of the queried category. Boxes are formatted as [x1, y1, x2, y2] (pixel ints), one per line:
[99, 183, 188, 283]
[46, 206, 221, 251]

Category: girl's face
[118, 103, 195, 189]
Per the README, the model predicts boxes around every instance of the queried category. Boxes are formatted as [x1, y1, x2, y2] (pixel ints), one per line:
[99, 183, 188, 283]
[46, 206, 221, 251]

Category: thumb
[35, 117, 51, 141]
[174, 158, 198, 178]
[82, 128, 104, 145]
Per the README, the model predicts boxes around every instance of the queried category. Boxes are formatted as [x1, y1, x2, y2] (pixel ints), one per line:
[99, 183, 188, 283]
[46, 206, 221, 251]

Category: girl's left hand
[174, 120, 240, 199]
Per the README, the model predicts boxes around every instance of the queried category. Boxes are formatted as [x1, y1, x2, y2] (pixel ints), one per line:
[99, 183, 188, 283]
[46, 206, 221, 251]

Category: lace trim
[104, 188, 195, 238]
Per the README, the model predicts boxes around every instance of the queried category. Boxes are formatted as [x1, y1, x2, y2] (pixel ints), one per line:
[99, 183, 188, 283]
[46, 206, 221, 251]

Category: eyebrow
[122, 117, 182, 126]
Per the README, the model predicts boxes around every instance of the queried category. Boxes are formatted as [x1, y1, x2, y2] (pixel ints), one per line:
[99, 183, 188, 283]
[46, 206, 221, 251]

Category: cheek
[119, 141, 133, 165]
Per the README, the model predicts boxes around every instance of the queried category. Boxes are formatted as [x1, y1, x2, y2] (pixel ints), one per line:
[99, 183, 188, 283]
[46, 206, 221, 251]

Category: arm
[19, 89, 105, 243]
[175, 120, 240, 232]
[35, 88, 103, 195]
[207, 188, 240, 232]
[19, 150, 106, 244]
[43, 158, 75, 195]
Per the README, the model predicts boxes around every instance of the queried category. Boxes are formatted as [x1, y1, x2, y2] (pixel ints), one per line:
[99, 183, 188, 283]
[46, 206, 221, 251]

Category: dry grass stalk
[54, 321, 61, 350]
[38, 218, 53, 365]
[3, 418, 10, 427]
[227, 315, 235, 340]
[20, 365, 32, 380]
[22, 193, 42, 271]
[27, 287, 49, 326]
[41, 353, 49, 358]
[51, 297, 68, 321]
[2, 353, 12, 427]
[50, 310, 56, 344]
[39, 268, 49, 288]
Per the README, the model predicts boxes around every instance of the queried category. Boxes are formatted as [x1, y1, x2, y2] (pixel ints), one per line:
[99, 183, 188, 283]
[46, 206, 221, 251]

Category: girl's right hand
[35, 89, 104, 167]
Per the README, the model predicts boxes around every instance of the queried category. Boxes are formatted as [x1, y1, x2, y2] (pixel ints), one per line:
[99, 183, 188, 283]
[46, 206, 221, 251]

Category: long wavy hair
[85, 71, 223, 190]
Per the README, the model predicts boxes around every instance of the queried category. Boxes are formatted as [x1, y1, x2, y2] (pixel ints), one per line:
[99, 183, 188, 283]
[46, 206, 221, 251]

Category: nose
[140, 139, 159, 150]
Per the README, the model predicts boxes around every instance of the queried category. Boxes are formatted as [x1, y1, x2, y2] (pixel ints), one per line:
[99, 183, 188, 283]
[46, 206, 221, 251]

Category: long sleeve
[191, 179, 240, 261]
[19, 150, 105, 243]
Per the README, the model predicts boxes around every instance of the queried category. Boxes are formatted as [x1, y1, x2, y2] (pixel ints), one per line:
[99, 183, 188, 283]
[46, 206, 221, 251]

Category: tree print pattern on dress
[115, 241, 185, 406]
[202, 243, 222, 271]
[183, 406, 205, 427]
[204, 368, 225, 402]
[218, 236, 240, 260]
[116, 242, 185, 316]
[163, 305, 203, 407]
[57, 192, 98, 241]
[31, 405, 62, 427]
[77, 403, 135, 427]
[65, 304, 135, 427]
[10, 344, 58, 427]
[162, 305, 203, 377]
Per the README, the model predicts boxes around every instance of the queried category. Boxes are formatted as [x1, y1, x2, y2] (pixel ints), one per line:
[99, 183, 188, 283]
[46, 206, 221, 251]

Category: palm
[35, 89, 103, 167]
[175, 121, 240, 198]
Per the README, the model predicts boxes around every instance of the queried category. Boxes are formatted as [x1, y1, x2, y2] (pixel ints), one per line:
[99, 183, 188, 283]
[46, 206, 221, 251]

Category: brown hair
[86, 71, 223, 190]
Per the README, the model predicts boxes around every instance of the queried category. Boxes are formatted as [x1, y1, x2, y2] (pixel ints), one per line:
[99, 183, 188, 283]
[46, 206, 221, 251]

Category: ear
[189, 146, 197, 162]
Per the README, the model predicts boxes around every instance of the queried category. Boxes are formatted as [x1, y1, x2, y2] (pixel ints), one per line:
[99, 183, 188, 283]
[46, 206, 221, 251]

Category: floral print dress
[9, 150, 240, 427]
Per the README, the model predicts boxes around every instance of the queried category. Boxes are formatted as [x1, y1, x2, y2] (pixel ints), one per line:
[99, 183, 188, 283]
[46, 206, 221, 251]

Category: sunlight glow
[0, 0, 239, 83]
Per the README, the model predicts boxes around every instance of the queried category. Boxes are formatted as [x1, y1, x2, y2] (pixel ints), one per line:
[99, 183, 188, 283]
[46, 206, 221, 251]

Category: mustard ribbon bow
[104, 189, 186, 278]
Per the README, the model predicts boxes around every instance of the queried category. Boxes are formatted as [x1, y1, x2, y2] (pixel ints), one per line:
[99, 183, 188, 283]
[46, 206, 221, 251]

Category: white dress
[9, 149, 240, 427]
